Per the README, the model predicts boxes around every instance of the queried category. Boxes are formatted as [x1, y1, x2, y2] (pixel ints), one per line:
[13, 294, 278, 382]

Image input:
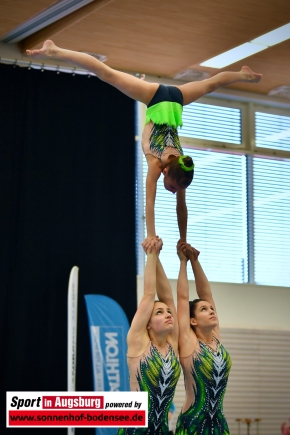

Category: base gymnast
[116, 238, 180, 434]
[175, 241, 232, 435]
[27, 41, 262, 246]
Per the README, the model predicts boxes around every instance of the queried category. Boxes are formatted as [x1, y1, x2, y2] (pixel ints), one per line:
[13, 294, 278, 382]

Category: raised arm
[182, 243, 220, 338]
[188, 253, 213, 306]
[127, 245, 159, 356]
[156, 256, 178, 352]
[176, 189, 187, 241]
[176, 242, 197, 356]
[145, 156, 162, 238]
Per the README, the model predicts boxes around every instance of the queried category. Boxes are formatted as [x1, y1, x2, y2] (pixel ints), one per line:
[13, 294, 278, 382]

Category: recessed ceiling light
[268, 86, 290, 99]
[200, 22, 290, 68]
[174, 69, 210, 81]
[82, 52, 107, 62]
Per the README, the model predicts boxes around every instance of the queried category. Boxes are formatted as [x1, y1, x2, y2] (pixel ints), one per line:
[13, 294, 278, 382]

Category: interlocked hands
[177, 240, 200, 261]
[142, 236, 200, 260]
[142, 236, 163, 255]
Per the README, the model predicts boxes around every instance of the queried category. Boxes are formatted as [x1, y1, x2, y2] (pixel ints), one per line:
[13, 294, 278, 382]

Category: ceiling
[1, 0, 290, 96]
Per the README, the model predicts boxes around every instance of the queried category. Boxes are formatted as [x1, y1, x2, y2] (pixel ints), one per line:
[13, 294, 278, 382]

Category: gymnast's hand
[177, 240, 200, 261]
[142, 236, 163, 254]
[177, 242, 188, 262]
[142, 236, 162, 252]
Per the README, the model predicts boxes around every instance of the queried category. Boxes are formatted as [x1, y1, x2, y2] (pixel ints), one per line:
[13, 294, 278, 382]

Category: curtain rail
[0, 57, 93, 76]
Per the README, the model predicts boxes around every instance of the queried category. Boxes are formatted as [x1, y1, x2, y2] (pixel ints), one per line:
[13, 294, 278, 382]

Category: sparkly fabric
[149, 123, 183, 159]
[142, 122, 183, 165]
[175, 338, 232, 435]
[117, 341, 180, 435]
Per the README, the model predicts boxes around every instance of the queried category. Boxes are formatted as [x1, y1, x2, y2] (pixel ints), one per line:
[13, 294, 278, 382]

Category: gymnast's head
[162, 155, 194, 193]
[189, 299, 218, 330]
[147, 301, 174, 334]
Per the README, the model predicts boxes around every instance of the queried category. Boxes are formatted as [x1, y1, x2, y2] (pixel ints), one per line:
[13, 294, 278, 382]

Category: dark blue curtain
[0, 63, 136, 434]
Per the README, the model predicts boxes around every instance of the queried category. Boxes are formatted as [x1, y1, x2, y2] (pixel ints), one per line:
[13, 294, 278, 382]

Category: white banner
[67, 266, 79, 391]
[67, 266, 79, 435]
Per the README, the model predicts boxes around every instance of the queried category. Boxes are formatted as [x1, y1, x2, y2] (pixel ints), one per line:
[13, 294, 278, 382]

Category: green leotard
[117, 341, 180, 435]
[175, 337, 232, 435]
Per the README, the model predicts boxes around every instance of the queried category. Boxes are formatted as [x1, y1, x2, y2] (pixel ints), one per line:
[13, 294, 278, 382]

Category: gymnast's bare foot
[26, 40, 58, 58]
[240, 66, 262, 83]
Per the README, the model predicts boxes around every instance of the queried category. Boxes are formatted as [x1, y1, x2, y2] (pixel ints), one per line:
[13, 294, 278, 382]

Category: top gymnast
[27, 41, 262, 245]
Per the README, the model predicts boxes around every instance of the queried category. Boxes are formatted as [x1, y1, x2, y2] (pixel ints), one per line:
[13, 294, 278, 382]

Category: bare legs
[26, 40, 158, 105]
[178, 66, 263, 105]
[26, 41, 263, 106]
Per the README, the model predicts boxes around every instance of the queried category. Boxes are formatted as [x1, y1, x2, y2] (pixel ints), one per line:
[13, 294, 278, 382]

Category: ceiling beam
[19, 0, 114, 53]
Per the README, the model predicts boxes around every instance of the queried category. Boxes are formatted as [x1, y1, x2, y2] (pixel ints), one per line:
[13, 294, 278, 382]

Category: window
[256, 111, 290, 151]
[143, 149, 248, 282]
[253, 157, 290, 286]
[182, 101, 242, 144]
[138, 97, 290, 286]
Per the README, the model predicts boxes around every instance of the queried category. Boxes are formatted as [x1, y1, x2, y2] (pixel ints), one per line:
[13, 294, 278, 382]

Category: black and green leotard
[142, 85, 184, 165]
[117, 341, 181, 435]
[175, 337, 232, 435]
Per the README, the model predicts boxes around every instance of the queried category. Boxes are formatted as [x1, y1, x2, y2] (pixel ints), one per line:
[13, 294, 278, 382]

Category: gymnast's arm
[176, 243, 197, 355]
[176, 189, 187, 241]
[185, 243, 220, 339]
[127, 247, 158, 356]
[145, 156, 162, 238]
[156, 257, 179, 352]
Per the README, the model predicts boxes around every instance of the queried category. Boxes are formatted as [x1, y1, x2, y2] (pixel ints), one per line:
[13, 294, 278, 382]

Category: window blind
[143, 149, 248, 282]
[253, 157, 290, 286]
[255, 111, 290, 151]
[181, 102, 242, 144]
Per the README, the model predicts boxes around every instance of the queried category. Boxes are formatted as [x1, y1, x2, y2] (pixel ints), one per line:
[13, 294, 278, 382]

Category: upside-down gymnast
[27, 41, 262, 247]
[175, 241, 232, 435]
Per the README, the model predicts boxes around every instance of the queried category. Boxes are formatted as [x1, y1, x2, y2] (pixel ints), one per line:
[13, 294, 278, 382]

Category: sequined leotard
[142, 85, 184, 166]
[117, 341, 181, 435]
[175, 337, 232, 435]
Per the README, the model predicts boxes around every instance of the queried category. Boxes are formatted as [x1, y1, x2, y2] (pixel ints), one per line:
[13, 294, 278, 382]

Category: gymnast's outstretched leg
[26, 40, 158, 105]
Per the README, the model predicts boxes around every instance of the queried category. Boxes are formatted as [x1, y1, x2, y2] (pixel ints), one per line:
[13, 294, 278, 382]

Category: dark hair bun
[183, 156, 193, 168]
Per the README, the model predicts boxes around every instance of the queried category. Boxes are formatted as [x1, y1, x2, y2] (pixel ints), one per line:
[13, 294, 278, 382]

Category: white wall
[137, 275, 290, 330]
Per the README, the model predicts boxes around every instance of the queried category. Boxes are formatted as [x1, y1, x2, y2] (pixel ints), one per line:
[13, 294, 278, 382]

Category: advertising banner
[85, 295, 130, 435]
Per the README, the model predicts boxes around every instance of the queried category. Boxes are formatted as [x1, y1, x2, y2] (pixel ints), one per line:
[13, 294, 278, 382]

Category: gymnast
[175, 240, 232, 435]
[27, 41, 262, 246]
[116, 237, 180, 434]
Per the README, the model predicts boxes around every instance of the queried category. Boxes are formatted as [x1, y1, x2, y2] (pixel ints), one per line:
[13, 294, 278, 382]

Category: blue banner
[85, 295, 130, 435]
